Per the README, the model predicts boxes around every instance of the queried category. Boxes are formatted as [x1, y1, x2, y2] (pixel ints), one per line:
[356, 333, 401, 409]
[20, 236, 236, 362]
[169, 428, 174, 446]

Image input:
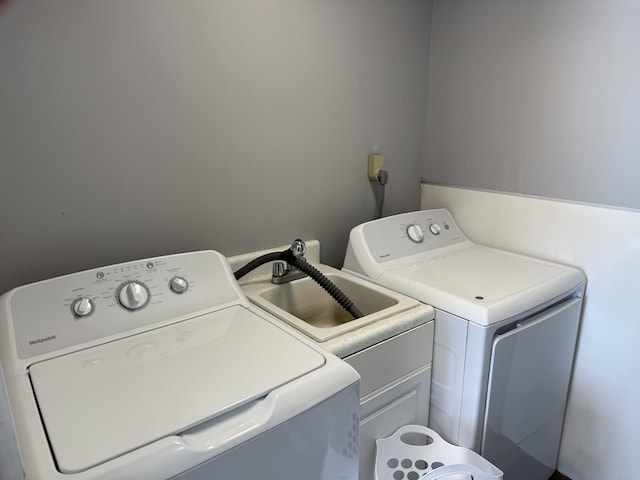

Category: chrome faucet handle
[272, 261, 287, 278]
[271, 257, 306, 284]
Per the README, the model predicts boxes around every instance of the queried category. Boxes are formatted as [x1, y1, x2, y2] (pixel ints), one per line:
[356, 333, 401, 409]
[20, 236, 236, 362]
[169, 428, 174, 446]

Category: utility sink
[241, 264, 419, 342]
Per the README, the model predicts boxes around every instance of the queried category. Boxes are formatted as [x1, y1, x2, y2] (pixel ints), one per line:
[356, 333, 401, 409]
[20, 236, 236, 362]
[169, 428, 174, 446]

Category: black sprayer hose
[233, 246, 364, 320]
[287, 255, 364, 319]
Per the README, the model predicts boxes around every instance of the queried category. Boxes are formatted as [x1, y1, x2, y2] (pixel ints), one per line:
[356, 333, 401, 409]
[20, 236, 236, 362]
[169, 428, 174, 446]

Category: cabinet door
[344, 322, 434, 397]
[357, 365, 431, 480]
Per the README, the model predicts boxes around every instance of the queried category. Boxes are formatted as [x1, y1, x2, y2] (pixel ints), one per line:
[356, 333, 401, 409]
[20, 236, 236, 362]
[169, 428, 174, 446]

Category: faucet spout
[270, 239, 309, 284]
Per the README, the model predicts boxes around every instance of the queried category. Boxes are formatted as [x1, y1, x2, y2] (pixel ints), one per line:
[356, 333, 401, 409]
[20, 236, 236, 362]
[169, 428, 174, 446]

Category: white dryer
[0, 250, 360, 480]
[343, 209, 585, 480]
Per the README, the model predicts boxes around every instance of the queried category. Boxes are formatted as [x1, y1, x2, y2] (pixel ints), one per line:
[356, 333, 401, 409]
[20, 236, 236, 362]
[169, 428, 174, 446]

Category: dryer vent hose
[233, 243, 364, 320]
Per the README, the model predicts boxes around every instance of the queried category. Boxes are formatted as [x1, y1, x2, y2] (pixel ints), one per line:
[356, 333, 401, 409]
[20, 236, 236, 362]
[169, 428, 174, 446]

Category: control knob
[169, 276, 188, 294]
[72, 297, 94, 317]
[118, 281, 149, 310]
[429, 223, 442, 235]
[406, 224, 424, 243]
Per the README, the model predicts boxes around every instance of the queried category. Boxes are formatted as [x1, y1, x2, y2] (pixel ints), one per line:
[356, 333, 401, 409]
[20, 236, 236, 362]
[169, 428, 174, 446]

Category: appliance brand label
[29, 334, 56, 346]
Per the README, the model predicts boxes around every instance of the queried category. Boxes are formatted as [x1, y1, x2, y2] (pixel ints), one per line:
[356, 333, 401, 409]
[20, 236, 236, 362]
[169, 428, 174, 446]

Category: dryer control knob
[169, 276, 188, 294]
[72, 297, 94, 317]
[429, 223, 442, 235]
[118, 281, 149, 310]
[406, 224, 424, 243]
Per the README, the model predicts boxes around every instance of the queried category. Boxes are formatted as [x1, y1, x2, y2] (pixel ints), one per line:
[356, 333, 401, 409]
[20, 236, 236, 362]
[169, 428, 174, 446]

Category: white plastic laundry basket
[373, 425, 503, 480]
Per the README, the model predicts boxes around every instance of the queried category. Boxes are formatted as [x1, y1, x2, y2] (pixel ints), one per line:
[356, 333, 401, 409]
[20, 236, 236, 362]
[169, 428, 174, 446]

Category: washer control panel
[5, 251, 241, 360]
[354, 209, 467, 264]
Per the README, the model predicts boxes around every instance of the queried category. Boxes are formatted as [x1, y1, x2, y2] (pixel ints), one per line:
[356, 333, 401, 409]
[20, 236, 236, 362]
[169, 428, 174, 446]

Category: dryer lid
[383, 244, 584, 325]
[29, 306, 325, 474]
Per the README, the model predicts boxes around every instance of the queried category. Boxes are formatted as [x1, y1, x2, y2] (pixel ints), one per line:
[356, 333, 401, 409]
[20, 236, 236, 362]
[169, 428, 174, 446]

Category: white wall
[0, 0, 432, 294]
[422, 183, 640, 480]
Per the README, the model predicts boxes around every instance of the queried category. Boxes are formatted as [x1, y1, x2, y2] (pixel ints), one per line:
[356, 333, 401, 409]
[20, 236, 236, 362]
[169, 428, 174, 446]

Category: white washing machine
[0, 250, 360, 480]
[343, 209, 585, 480]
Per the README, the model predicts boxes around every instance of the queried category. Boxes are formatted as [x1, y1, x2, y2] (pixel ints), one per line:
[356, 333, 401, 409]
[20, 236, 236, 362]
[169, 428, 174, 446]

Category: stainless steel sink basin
[241, 264, 419, 342]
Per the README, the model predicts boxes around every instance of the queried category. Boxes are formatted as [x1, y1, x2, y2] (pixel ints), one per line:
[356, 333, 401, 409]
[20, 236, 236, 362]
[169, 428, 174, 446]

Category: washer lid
[382, 244, 584, 325]
[29, 306, 325, 474]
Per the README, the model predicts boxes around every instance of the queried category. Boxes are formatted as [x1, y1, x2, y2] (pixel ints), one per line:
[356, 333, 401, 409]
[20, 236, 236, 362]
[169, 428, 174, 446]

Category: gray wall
[0, 0, 432, 294]
[423, 2, 640, 478]
[423, 0, 640, 209]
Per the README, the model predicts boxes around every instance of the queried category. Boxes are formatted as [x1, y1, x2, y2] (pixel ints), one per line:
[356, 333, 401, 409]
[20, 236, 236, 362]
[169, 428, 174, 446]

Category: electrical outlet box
[368, 154, 384, 181]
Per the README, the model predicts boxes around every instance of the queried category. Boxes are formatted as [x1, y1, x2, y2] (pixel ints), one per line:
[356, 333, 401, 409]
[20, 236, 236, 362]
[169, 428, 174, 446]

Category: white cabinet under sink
[343, 321, 434, 480]
[231, 245, 434, 480]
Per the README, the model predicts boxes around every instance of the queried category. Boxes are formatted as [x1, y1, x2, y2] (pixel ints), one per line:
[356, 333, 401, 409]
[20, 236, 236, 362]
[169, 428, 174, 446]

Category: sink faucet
[233, 238, 363, 319]
[271, 239, 308, 284]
